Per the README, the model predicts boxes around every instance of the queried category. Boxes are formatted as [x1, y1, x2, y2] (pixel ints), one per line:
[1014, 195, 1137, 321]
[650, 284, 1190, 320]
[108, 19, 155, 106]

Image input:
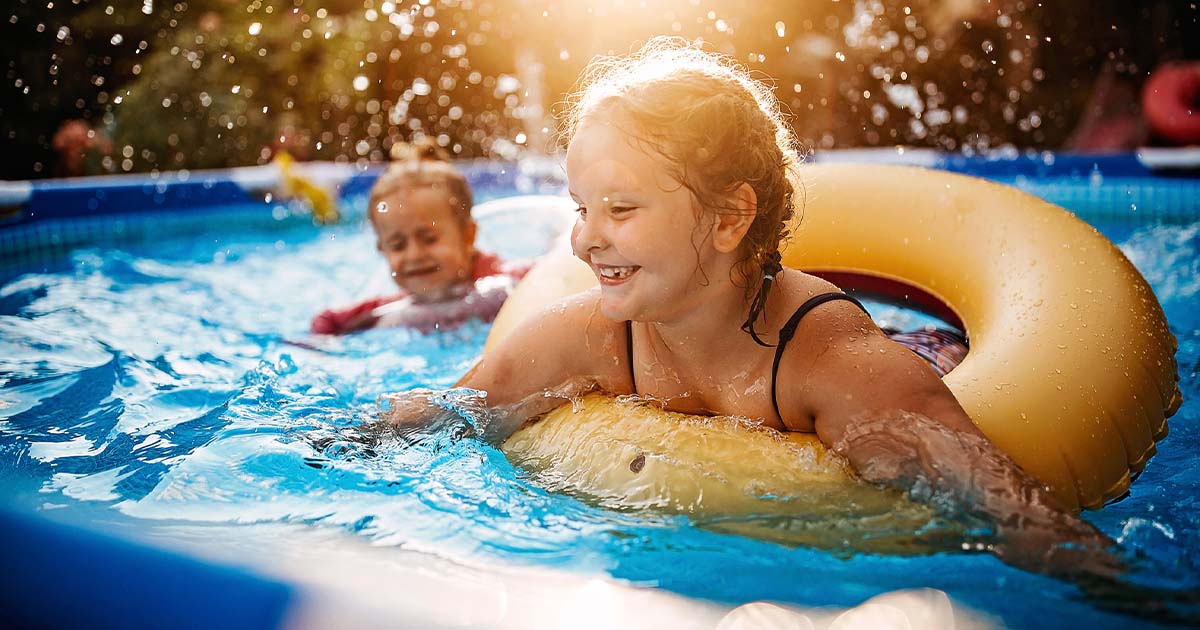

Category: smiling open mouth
[402, 265, 440, 277]
[597, 265, 640, 280]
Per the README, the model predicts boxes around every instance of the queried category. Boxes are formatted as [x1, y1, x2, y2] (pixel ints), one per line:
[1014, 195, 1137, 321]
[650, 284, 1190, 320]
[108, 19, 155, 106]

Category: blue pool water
[1, 164, 1198, 628]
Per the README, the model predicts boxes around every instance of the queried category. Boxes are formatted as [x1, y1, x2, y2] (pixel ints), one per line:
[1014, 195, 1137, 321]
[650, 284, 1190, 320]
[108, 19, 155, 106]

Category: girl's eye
[610, 206, 635, 216]
[574, 205, 588, 218]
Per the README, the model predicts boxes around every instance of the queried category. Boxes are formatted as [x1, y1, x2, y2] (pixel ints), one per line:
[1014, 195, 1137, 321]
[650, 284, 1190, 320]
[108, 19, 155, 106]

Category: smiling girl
[384, 37, 1122, 583]
[310, 140, 528, 335]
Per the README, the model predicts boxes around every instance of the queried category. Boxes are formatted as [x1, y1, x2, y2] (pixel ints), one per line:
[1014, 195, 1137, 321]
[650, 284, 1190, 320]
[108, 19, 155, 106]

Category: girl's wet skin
[383, 37, 1138, 594]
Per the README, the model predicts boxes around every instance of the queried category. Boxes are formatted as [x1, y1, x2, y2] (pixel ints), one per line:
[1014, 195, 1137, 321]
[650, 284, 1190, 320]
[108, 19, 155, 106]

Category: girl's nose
[570, 215, 607, 257]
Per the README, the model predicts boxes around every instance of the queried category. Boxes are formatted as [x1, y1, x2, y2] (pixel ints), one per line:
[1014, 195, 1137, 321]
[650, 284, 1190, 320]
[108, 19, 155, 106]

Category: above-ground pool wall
[0, 157, 569, 274]
[4, 150, 1197, 275]
[817, 148, 1200, 222]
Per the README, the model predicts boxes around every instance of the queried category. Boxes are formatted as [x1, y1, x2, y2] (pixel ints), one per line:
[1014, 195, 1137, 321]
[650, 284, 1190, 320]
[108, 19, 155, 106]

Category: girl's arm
[790, 301, 1121, 580]
[381, 290, 627, 441]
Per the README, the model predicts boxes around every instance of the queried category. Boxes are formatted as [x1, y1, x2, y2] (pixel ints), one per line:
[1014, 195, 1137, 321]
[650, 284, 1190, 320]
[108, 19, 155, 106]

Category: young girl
[385, 38, 1119, 581]
[311, 140, 529, 335]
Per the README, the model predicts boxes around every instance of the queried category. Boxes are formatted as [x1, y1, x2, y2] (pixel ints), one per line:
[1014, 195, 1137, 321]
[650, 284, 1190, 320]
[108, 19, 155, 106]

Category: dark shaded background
[2, 0, 1196, 180]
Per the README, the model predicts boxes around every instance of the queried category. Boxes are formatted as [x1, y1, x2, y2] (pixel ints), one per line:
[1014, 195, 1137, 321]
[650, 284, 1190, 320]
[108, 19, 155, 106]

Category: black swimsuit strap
[626, 319, 637, 394]
[625, 293, 867, 416]
[770, 292, 868, 423]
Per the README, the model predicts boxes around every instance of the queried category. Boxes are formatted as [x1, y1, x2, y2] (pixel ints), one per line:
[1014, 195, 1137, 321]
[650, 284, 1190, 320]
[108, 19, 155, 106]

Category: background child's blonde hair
[368, 137, 474, 228]
[560, 36, 804, 343]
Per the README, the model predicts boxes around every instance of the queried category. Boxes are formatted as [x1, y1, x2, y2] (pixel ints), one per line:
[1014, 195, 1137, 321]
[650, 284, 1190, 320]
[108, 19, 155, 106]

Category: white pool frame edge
[144, 521, 998, 630]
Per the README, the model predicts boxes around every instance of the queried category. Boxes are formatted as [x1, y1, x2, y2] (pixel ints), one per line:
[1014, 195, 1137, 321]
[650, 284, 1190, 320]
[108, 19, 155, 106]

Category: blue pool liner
[0, 507, 292, 630]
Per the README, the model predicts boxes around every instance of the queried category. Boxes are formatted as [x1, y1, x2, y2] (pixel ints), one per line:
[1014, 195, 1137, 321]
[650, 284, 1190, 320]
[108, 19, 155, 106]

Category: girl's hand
[830, 409, 1124, 582]
[378, 388, 443, 430]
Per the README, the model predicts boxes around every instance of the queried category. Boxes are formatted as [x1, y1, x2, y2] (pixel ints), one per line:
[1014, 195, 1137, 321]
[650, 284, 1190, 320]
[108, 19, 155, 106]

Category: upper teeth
[599, 266, 637, 279]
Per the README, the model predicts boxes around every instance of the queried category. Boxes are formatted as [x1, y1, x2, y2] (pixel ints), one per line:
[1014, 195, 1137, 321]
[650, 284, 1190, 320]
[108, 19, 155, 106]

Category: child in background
[384, 37, 1123, 584]
[311, 139, 529, 335]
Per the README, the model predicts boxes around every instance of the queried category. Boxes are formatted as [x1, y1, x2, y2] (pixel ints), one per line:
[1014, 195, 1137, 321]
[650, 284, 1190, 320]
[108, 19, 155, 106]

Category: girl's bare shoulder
[522, 288, 625, 354]
[465, 288, 627, 394]
[773, 270, 872, 334]
[769, 271, 902, 428]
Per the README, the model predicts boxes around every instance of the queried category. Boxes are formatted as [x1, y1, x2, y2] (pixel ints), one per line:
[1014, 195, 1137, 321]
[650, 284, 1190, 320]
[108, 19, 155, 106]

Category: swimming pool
[1, 154, 1197, 628]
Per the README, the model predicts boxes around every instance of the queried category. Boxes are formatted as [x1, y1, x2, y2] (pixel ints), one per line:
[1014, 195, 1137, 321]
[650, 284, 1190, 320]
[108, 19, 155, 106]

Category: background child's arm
[310, 296, 397, 335]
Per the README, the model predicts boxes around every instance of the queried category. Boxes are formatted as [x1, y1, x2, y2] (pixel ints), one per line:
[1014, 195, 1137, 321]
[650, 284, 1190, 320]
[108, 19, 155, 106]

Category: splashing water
[1, 199, 1199, 628]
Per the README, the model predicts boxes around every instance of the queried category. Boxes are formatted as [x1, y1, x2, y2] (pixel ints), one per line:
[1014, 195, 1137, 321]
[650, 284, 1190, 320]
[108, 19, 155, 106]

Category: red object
[1142, 62, 1200, 145]
[310, 251, 529, 335]
[809, 270, 964, 331]
[310, 295, 396, 335]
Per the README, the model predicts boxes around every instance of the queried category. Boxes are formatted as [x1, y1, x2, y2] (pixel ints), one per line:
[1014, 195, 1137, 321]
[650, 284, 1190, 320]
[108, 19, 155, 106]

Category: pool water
[1, 184, 1198, 629]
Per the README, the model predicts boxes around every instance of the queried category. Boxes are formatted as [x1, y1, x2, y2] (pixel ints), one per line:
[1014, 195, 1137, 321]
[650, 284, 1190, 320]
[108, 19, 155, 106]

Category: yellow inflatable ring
[502, 392, 968, 554]
[489, 164, 1182, 511]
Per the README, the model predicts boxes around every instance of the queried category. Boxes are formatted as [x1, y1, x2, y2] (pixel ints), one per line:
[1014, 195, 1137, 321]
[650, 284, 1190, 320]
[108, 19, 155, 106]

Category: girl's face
[566, 120, 722, 323]
[372, 186, 476, 298]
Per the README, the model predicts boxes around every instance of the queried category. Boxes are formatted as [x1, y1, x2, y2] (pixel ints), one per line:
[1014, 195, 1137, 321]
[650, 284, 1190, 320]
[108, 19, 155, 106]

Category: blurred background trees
[1, 0, 1196, 180]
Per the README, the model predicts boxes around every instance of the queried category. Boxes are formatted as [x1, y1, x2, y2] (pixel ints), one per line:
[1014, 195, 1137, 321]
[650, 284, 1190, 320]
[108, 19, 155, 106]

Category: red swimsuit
[309, 252, 529, 335]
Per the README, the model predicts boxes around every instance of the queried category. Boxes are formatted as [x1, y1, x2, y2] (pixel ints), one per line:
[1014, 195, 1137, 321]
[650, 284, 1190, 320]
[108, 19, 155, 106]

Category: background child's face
[373, 186, 476, 298]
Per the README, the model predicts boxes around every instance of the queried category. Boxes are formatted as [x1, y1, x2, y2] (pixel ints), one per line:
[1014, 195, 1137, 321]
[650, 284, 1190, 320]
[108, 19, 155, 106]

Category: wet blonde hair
[368, 137, 474, 228]
[560, 37, 803, 344]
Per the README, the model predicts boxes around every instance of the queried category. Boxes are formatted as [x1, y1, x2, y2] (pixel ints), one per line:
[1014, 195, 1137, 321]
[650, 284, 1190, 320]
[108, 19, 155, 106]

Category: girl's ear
[712, 183, 757, 254]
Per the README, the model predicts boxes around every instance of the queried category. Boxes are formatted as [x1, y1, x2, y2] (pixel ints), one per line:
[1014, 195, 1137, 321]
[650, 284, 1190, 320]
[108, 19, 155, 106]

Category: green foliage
[6, 0, 1193, 178]
[106, 0, 519, 171]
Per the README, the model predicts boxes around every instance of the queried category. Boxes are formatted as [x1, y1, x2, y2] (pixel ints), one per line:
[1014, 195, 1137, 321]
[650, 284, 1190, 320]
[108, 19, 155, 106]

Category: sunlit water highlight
[1, 194, 1198, 629]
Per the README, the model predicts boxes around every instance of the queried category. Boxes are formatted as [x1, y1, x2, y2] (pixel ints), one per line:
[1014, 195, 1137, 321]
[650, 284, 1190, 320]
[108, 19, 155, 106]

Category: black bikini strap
[770, 292, 868, 423]
[625, 319, 637, 394]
